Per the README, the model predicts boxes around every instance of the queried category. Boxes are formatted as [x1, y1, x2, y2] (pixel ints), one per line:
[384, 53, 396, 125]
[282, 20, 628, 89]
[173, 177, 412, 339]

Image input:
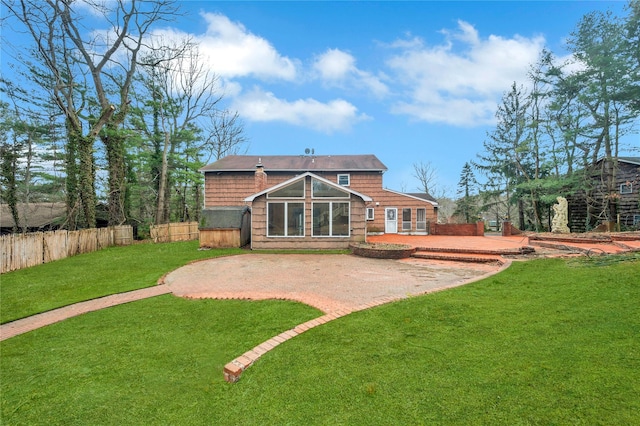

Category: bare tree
[412, 160, 438, 195]
[4, 0, 180, 227]
[131, 40, 242, 224]
[202, 109, 249, 163]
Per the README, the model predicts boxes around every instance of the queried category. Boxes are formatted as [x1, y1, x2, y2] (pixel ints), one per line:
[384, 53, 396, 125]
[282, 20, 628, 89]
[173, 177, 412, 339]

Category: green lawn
[1, 251, 639, 424]
[0, 241, 242, 324]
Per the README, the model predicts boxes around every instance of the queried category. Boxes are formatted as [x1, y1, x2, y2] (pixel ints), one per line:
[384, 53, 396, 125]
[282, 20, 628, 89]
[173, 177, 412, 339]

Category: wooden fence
[1, 226, 132, 274]
[150, 222, 199, 243]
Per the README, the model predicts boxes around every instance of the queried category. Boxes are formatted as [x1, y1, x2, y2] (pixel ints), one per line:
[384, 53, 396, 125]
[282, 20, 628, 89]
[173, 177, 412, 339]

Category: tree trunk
[77, 133, 96, 228]
[65, 123, 80, 230]
[531, 197, 542, 231]
[193, 182, 201, 222]
[103, 124, 127, 226]
[0, 144, 20, 232]
[156, 131, 170, 225]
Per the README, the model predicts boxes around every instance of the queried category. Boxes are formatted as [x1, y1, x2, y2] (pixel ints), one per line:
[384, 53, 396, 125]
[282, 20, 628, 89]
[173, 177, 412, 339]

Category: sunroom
[244, 172, 372, 250]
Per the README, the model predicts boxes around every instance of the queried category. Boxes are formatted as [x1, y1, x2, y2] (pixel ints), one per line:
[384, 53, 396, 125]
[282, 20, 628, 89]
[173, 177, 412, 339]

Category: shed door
[385, 208, 398, 234]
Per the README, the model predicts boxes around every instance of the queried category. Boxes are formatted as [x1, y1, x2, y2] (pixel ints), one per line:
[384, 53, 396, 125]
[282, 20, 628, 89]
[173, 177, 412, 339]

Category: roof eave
[382, 188, 439, 207]
[202, 167, 387, 173]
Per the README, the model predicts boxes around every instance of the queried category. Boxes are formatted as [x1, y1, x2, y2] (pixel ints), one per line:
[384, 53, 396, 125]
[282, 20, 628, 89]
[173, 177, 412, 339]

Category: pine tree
[454, 162, 478, 223]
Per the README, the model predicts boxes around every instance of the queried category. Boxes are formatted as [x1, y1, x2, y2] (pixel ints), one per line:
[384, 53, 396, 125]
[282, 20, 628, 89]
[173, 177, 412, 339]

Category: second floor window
[620, 183, 632, 194]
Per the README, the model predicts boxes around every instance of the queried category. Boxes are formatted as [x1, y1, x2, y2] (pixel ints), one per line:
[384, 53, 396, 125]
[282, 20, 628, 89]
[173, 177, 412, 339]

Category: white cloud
[314, 49, 355, 80]
[387, 21, 545, 126]
[144, 15, 373, 133]
[232, 87, 370, 133]
[71, 0, 110, 17]
[313, 48, 389, 98]
[197, 12, 298, 81]
[392, 97, 497, 127]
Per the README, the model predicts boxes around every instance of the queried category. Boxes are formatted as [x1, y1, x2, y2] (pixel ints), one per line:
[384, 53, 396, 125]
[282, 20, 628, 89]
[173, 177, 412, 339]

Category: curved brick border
[222, 259, 512, 383]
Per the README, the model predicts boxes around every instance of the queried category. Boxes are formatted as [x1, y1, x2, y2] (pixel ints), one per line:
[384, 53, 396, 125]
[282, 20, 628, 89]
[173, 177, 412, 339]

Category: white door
[385, 208, 398, 233]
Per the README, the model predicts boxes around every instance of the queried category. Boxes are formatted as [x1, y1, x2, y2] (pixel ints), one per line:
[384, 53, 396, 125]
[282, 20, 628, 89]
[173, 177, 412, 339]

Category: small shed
[199, 206, 251, 248]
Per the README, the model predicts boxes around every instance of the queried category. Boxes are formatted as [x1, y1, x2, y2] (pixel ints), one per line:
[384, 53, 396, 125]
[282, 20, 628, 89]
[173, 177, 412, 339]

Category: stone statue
[551, 196, 570, 234]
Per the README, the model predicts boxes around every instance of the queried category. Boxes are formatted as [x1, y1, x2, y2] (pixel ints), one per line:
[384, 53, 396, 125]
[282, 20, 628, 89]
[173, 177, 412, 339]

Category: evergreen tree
[454, 162, 478, 223]
[476, 83, 532, 230]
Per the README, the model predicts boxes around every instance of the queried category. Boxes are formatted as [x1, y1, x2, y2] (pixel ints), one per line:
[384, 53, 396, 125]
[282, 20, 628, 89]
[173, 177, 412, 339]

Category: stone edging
[349, 243, 415, 259]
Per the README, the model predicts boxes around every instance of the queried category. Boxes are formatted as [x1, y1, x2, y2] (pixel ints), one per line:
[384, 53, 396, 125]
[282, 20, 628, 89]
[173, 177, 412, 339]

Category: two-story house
[199, 154, 438, 249]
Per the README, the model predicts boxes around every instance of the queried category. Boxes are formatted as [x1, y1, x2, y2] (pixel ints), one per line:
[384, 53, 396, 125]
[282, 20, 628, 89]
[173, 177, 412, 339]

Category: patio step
[411, 250, 505, 265]
[414, 246, 534, 256]
[528, 240, 625, 255]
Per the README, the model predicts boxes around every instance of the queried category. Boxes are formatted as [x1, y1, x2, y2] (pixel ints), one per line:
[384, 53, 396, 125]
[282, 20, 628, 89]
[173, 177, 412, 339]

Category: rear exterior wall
[204, 170, 438, 235]
[250, 192, 367, 250]
[364, 191, 437, 234]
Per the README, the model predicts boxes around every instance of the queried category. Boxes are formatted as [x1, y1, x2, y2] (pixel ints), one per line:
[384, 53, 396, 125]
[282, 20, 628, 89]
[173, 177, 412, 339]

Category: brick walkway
[0, 285, 171, 341]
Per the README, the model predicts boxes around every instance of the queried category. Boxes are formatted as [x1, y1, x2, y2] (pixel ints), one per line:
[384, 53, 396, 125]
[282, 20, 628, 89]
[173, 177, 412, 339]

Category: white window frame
[633, 215, 640, 225]
[311, 178, 350, 199]
[337, 174, 350, 186]
[366, 207, 375, 221]
[402, 208, 412, 231]
[312, 201, 350, 237]
[267, 201, 305, 237]
[620, 183, 632, 194]
[267, 179, 305, 199]
[416, 208, 427, 231]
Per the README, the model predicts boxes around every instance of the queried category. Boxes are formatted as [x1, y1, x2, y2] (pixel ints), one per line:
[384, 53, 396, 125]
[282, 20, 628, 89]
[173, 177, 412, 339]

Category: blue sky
[166, 1, 636, 195]
[3, 1, 637, 195]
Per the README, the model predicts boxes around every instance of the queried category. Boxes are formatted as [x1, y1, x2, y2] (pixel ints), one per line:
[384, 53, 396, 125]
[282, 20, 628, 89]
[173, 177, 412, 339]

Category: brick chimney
[255, 159, 267, 192]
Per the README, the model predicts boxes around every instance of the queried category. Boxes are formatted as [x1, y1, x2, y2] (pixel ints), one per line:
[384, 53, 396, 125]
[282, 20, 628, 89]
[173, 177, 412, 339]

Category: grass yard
[0, 241, 242, 324]
[1, 297, 321, 425]
[1, 251, 639, 424]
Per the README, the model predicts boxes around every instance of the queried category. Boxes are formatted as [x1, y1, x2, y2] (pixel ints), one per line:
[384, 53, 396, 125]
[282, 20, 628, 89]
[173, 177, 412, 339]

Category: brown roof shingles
[200, 154, 387, 172]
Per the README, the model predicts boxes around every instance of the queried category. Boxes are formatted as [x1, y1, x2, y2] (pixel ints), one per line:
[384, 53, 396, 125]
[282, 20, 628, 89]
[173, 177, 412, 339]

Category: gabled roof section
[618, 157, 640, 166]
[200, 154, 387, 173]
[383, 188, 439, 207]
[405, 192, 438, 203]
[595, 156, 640, 167]
[244, 172, 373, 202]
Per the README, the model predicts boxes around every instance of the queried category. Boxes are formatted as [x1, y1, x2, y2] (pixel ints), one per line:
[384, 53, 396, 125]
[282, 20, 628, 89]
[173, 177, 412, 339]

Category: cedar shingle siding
[200, 155, 438, 249]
